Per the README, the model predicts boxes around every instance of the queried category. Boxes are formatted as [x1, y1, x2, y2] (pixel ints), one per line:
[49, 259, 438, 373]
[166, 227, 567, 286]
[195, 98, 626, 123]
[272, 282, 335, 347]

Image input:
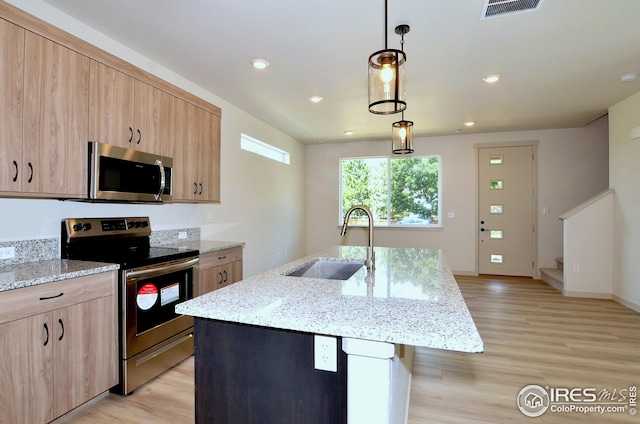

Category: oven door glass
[124, 257, 198, 358]
[135, 268, 190, 333]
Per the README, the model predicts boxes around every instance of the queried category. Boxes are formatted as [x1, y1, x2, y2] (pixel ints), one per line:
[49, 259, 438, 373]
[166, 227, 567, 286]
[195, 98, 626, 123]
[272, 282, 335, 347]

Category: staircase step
[540, 267, 563, 292]
[555, 257, 563, 271]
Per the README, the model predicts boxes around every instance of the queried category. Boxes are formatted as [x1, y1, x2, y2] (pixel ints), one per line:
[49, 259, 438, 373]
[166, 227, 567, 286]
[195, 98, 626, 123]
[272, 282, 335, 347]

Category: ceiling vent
[481, 0, 543, 19]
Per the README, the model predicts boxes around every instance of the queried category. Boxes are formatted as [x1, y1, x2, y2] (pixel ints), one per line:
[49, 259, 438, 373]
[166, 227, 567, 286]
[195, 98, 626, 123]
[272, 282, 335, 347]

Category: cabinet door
[171, 96, 221, 202]
[199, 109, 221, 202]
[135, 80, 170, 156]
[199, 265, 223, 295]
[23, 31, 89, 196]
[0, 19, 23, 192]
[171, 96, 199, 201]
[224, 260, 243, 287]
[0, 313, 53, 424]
[89, 61, 135, 149]
[52, 295, 118, 418]
[199, 260, 243, 295]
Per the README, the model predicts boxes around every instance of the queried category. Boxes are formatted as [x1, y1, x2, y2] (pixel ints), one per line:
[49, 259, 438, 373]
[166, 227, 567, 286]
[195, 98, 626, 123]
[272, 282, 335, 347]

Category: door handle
[43, 322, 49, 346]
[58, 318, 64, 341]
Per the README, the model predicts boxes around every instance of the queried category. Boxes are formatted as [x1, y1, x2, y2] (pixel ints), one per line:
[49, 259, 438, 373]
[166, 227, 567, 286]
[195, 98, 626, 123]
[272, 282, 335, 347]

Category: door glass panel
[489, 155, 503, 165]
[490, 230, 503, 239]
[490, 180, 503, 190]
[490, 254, 503, 263]
[490, 204, 503, 214]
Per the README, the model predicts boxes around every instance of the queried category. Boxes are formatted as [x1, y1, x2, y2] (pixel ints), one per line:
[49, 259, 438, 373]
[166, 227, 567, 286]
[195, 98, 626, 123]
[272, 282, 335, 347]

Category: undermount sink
[285, 259, 364, 280]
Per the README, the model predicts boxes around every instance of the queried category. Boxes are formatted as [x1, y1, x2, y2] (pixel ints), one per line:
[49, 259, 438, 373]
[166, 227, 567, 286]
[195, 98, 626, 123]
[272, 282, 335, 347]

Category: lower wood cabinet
[0, 271, 118, 424]
[198, 247, 243, 296]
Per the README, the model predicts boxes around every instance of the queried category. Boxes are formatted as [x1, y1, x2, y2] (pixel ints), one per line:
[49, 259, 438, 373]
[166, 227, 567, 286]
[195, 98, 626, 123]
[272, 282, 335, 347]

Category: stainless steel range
[61, 217, 199, 395]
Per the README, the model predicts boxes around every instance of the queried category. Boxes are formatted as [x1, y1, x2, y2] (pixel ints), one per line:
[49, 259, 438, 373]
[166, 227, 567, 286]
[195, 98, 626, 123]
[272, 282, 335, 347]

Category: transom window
[340, 156, 441, 227]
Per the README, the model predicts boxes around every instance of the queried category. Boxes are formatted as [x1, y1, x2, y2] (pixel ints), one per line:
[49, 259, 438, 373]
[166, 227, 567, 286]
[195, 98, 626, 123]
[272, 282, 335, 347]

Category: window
[240, 133, 290, 164]
[340, 156, 441, 226]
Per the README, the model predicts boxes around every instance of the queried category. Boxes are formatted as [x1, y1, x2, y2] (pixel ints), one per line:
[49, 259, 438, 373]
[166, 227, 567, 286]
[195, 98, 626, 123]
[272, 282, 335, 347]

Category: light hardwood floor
[59, 276, 640, 423]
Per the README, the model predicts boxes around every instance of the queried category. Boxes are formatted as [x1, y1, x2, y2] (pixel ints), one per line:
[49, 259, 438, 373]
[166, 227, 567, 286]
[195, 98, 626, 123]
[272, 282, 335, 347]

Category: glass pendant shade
[368, 49, 406, 114]
[392, 118, 414, 154]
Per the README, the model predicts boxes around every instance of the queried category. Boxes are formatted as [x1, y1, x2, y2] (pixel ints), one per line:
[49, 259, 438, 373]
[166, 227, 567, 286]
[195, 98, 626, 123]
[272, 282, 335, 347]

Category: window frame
[339, 154, 442, 229]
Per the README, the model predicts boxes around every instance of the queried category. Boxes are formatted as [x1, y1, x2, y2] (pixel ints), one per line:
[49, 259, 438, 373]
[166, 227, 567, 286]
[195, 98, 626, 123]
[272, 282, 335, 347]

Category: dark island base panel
[194, 318, 348, 424]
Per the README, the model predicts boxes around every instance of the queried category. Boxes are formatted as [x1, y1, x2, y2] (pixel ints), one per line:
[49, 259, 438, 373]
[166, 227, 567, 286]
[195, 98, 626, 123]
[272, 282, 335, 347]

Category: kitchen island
[176, 246, 483, 424]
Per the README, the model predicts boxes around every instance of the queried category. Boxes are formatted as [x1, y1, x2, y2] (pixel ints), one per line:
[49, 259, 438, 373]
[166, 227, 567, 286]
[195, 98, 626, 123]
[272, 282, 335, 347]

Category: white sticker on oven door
[137, 283, 158, 310]
[161, 282, 180, 306]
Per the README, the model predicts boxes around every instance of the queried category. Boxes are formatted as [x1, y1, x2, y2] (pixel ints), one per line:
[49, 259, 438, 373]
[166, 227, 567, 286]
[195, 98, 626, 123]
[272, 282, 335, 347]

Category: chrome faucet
[341, 205, 375, 270]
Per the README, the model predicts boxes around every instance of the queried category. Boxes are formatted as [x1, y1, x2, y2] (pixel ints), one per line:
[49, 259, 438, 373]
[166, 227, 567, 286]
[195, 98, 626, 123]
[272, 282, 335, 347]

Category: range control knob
[72, 223, 82, 232]
[82, 223, 92, 231]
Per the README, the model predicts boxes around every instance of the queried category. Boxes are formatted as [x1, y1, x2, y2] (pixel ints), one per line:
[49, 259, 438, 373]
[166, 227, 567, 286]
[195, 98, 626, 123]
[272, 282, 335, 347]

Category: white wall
[306, 119, 609, 275]
[609, 90, 640, 310]
[2, 0, 307, 278]
[562, 189, 614, 297]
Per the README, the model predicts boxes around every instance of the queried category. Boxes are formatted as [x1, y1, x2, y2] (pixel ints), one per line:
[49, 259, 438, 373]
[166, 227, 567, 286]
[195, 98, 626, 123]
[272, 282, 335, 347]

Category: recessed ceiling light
[482, 74, 501, 84]
[251, 59, 269, 70]
[344, 130, 354, 136]
[621, 73, 637, 83]
[308, 95, 323, 103]
[464, 121, 475, 127]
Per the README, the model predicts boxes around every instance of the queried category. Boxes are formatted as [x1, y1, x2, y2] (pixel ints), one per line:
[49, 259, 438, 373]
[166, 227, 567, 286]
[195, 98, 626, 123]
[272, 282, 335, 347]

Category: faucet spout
[340, 205, 375, 269]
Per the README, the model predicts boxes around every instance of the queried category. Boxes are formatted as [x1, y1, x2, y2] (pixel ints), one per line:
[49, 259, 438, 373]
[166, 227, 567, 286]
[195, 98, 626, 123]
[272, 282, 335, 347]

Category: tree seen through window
[340, 156, 440, 226]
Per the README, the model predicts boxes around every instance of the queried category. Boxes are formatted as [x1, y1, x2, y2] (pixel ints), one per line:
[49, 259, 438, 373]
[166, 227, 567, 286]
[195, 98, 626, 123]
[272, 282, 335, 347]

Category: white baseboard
[612, 294, 640, 313]
[563, 290, 612, 299]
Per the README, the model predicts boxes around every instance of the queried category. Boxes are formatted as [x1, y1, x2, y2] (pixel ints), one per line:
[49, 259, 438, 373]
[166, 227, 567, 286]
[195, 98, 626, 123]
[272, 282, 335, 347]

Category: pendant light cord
[384, 0, 388, 49]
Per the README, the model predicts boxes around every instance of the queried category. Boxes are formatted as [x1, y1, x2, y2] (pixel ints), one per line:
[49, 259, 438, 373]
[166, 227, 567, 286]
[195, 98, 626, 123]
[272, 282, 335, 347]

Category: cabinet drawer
[0, 271, 117, 325]
[199, 247, 242, 271]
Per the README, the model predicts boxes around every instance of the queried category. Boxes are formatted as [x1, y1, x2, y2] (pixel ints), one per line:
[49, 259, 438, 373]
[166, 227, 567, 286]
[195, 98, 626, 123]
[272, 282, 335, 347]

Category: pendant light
[392, 111, 414, 154]
[368, 1, 408, 114]
[391, 23, 412, 154]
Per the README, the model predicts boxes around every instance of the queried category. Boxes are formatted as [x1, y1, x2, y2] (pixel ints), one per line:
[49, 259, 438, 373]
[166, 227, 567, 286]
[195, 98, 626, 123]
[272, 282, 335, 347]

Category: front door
[478, 145, 535, 276]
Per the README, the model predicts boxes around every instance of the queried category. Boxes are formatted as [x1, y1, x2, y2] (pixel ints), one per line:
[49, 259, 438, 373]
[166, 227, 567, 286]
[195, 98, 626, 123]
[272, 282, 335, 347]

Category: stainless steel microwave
[88, 142, 173, 203]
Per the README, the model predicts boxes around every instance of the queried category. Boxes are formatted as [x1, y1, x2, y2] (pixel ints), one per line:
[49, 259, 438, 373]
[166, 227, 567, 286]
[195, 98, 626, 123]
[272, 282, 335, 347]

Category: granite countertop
[0, 239, 243, 294]
[158, 240, 244, 254]
[0, 260, 120, 293]
[176, 246, 484, 353]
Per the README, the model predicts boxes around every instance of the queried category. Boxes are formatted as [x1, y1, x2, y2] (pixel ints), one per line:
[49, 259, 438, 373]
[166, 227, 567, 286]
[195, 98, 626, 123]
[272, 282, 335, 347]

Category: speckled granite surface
[158, 240, 244, 254]
[0, 260, 119, 293]
[0, 231, 242, 293]
[150, 227, 201, 245]
[176, 246, 484, 353]
[0, 238, 58, 267]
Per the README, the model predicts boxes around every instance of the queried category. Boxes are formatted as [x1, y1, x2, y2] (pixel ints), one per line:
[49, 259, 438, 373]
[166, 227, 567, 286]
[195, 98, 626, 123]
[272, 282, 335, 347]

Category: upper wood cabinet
[22, 31, 89, 197]
[0, 2, 221, 202]
[0, 21, 89, 197]
[171, 96, 221, 202]
[0, 18, 23, 193]
[89, 61, 170, 156]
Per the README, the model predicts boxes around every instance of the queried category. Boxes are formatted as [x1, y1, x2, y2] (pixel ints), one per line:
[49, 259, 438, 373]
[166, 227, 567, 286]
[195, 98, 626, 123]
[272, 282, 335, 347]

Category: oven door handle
[125, 257, 199, 280]
[155, 159, 166, 201]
